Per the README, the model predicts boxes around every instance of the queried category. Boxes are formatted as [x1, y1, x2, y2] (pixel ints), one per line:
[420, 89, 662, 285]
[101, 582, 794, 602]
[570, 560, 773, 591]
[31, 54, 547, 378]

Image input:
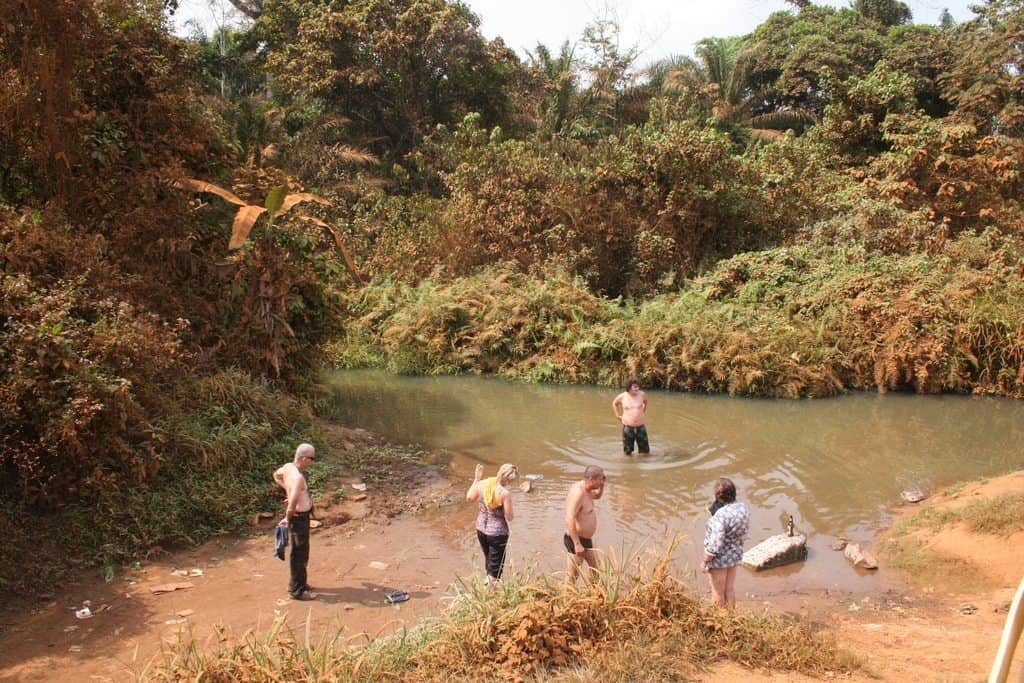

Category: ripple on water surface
[323, 370, 1024, 593]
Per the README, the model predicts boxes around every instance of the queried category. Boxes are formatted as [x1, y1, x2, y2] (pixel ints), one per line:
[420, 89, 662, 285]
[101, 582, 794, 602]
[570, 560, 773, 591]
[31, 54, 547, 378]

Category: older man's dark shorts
[563, 533, 594, 553]
[622, 424, 649, 454]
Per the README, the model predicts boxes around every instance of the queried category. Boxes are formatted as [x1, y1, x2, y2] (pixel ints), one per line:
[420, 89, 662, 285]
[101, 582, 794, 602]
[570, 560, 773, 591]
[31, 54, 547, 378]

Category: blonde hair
[496, 463, 519, 485]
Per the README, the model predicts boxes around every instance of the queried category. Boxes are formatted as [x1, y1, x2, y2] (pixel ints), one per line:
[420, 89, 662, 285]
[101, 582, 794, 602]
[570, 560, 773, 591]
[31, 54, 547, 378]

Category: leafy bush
[334, 232, 1024, 398]
[0, 272, 187, 505]
[360, 117, 806, 296]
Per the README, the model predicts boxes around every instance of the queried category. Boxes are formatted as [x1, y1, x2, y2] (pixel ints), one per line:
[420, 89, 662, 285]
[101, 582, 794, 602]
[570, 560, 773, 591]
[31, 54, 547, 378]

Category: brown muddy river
[323, 370, 1024, 597]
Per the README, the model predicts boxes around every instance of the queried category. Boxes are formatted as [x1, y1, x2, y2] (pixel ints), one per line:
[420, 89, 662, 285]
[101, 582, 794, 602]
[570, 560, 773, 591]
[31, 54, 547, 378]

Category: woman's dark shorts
[563, 533, 594, 553]
[622, 424, 649, 454]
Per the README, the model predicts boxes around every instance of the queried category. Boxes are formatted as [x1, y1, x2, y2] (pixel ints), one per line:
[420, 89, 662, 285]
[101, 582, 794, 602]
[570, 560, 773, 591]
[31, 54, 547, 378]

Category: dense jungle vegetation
[2, 0, 1023, 593]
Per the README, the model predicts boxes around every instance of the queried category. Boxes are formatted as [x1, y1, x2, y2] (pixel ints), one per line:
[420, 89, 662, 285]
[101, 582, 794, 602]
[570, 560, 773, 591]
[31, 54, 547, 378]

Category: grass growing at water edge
[906, 492, 1024, 535]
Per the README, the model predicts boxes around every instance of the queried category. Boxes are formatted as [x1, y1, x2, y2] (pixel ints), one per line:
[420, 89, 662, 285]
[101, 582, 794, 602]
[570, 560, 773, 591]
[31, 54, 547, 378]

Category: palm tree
[665, 36, 816, 141]
[526, 41, 579, 137]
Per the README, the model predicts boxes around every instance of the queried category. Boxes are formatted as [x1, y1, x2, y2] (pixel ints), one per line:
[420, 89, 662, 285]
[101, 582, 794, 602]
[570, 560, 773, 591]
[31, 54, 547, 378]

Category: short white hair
[295, 443, 315, 462]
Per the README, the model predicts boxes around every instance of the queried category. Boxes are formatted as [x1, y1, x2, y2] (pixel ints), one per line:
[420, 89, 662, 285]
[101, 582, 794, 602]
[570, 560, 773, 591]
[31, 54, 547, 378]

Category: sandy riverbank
[1, 435, 1021, 682]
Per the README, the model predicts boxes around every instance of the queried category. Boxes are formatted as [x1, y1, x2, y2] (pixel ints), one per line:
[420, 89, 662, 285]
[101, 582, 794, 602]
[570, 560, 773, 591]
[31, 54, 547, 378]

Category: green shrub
[333, 232, 1024, 398]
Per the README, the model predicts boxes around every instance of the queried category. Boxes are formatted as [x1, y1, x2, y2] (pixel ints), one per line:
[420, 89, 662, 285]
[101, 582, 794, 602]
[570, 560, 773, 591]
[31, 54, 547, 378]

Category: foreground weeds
[146, 552, 857, 682]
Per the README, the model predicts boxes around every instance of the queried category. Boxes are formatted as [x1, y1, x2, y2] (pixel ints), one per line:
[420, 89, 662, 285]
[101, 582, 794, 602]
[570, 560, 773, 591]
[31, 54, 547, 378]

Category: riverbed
[322, 370, 1024, 596]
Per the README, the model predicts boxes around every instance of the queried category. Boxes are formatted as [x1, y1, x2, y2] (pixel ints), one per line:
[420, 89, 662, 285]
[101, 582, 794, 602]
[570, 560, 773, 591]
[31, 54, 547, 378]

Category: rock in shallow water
[844, 542, 879, 569]
[901, 489, 926, 503]
[741, 534, 808, 571]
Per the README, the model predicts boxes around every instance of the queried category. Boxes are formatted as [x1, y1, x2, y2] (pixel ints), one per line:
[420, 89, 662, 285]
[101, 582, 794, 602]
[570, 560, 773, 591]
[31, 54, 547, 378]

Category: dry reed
[143, 548, 858, 682]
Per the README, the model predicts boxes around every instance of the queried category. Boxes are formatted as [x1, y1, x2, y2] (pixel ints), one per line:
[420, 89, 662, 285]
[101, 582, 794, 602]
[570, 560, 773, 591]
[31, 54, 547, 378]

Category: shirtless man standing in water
[564, 466, 606, 582]
[612, 377, 649, 455]
[274, 443, 316, 600]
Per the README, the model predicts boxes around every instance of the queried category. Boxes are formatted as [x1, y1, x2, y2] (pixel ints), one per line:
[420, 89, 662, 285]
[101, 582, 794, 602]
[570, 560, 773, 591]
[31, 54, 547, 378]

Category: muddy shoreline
[1, 423, 1021, 682]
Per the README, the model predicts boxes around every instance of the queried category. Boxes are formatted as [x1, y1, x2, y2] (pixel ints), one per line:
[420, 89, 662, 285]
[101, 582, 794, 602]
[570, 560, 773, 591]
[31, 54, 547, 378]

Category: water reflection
[321, 370, 1024, 594]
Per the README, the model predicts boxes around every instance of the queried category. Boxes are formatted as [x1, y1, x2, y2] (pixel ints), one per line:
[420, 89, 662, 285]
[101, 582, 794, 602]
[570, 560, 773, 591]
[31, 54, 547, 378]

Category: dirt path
[2, 456, 1022, 682]
[0, 478, 466, 682]
[0, 424, 472, 683]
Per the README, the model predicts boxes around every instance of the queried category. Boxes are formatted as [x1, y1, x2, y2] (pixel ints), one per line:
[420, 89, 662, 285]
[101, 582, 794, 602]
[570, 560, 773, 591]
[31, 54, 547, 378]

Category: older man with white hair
[273, 443, 317, 600]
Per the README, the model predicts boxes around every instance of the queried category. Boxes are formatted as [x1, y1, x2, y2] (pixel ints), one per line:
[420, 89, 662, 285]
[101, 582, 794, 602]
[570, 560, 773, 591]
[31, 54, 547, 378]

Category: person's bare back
[273, 462, 312, 516]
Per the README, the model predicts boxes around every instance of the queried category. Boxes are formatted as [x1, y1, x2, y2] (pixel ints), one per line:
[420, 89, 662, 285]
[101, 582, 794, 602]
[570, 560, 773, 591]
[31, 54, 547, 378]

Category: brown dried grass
[144, 550, 858, 682]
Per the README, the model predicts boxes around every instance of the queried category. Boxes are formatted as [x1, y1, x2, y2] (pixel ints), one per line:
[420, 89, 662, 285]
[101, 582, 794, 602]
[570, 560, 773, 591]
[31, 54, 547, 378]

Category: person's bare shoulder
[566, 481, 584, 505]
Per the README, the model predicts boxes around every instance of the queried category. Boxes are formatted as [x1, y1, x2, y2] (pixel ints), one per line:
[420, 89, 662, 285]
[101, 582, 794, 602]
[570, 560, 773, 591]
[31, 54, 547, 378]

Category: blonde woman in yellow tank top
[466, 463, 519, 580]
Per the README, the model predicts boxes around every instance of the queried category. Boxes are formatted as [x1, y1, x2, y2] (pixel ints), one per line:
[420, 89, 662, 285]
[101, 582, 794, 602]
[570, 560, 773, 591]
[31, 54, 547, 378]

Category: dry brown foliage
[146, 551, 856, 682]
[397, 555, 854, 682]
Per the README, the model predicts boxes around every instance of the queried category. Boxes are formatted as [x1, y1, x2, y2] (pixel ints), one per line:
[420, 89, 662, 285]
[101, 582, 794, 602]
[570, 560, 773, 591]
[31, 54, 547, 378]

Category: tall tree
[263, 0, 522, 160]
[526, 41, 578, 137]
[574, 15, 638, 134]
[851, 0, 912, 27]
[938, 8, 956, 29]
[941, 0, 1024, 136]
[665, 36, 816, 139]
[745, 5, 886, 116]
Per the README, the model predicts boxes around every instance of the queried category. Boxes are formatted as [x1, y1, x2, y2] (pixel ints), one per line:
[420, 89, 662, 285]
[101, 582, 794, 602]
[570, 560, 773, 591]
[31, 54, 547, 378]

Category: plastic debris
[385, 590, 409, 604]
[75, 608, 92, 619]
[172, 568, 204, 577]
[175, 609, 195, 618]
[352, 483, 368, 492]
[523, 474, 543, 481]
[368, 561, 389, 570]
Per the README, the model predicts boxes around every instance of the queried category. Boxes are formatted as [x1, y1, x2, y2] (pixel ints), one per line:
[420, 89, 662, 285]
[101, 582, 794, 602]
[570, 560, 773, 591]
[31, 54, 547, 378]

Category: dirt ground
[1, 446, 1022, 682]
[707, 471, 1024, 682]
